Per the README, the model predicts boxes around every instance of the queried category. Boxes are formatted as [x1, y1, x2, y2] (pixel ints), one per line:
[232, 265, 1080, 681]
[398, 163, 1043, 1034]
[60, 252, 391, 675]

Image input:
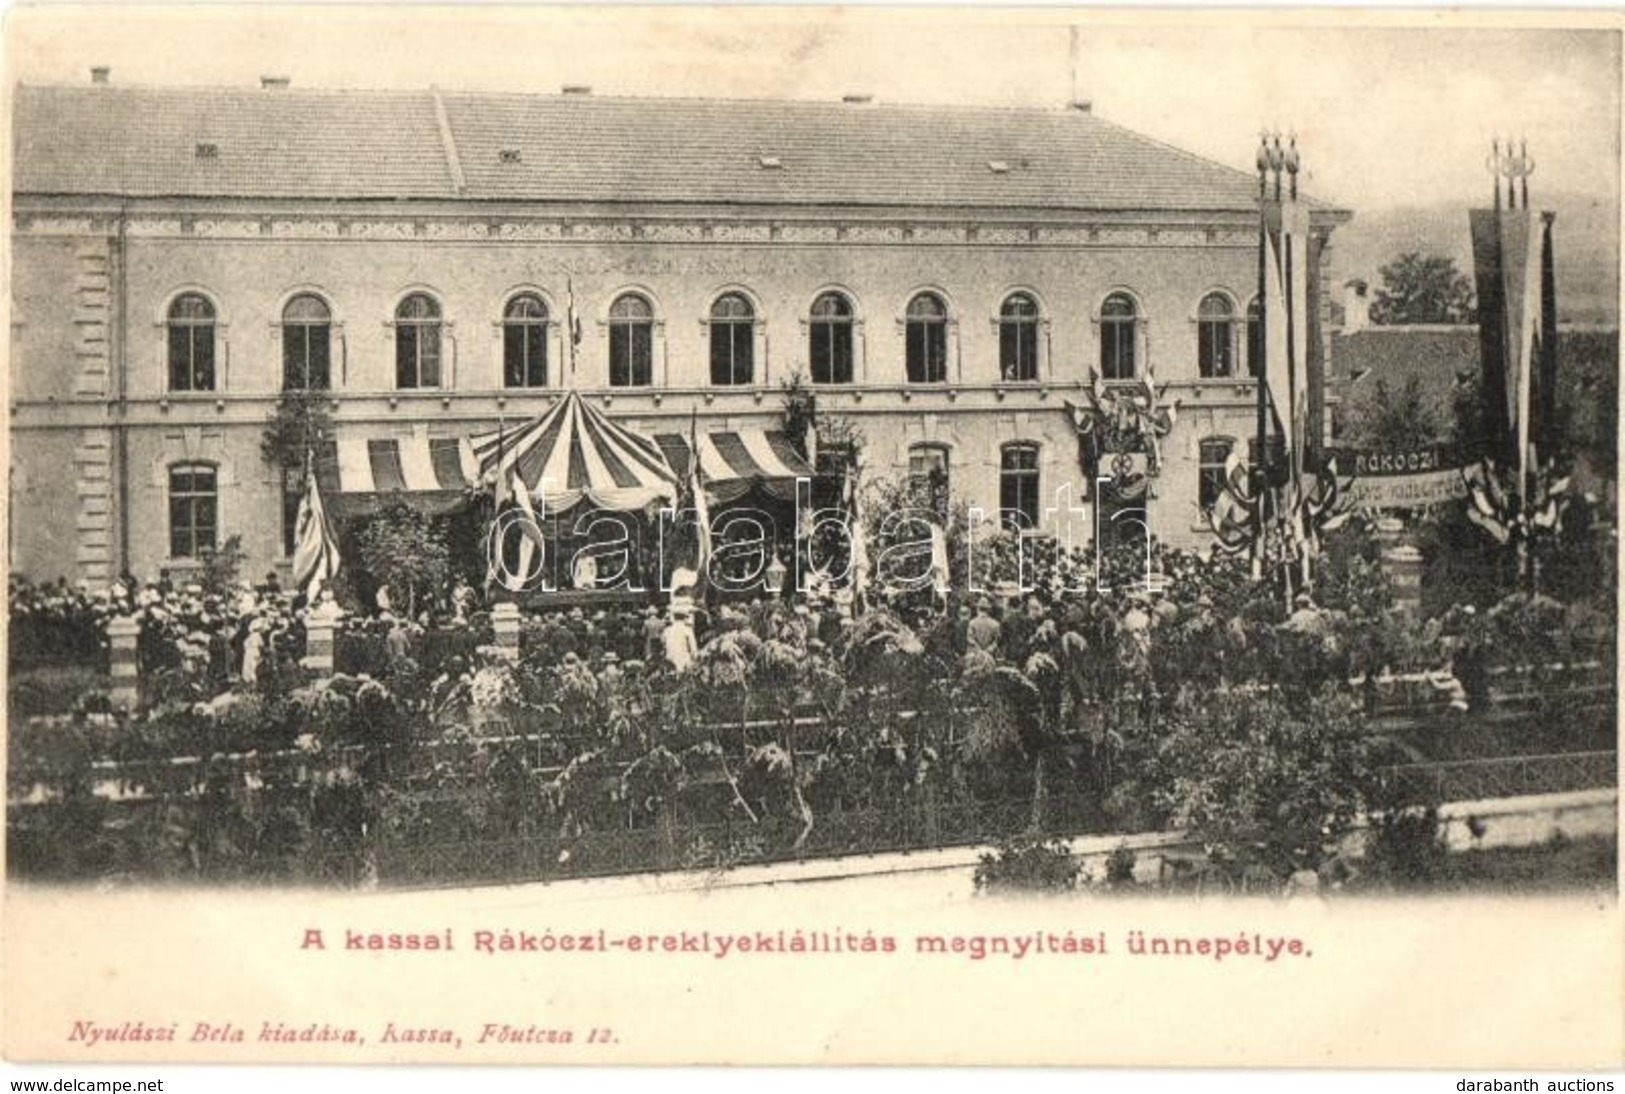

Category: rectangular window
[396, 325, 441, 388]
[169, 466, 218, 558]
[710, 323, 753, 385]
[1000, 446, 1041, 530]
[611, 324, 653, 387]
[1100, 324, 1135, 381]
[1000, 322, 1039, 382]
[810, 322, 853, 385]
[908, 444, 950, 515]
[283, 325, 331, 390]
[1199, 322, 1233, 378]
[168, 324, 215, 391]
[1199, 439, 1234, 513]
[906, 323, 948, 383]
[505, 324, 548, 387]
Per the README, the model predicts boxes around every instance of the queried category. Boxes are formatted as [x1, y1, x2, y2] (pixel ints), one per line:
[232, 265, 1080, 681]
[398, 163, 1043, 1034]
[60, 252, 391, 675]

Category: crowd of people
[10, 571, 305, 683]
[11, 532, 1611, 721]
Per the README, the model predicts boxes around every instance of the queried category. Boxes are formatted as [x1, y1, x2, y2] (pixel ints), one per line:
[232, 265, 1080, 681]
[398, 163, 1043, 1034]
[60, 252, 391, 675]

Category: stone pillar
[1383, 543, 1425, 615]
[303, 611, 336, 675]
[491, 602, 521, 661]
[106, 615, 140, 709]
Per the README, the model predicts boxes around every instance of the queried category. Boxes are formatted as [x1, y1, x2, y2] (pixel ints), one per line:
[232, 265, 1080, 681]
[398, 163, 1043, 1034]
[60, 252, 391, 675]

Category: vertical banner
[1468, 208, 1511, 463]
[1501, 210, 1542, 487]
[1537, 212, 1560, 455]
[1284, 200, 1311, 479]
[1262, 208, 1294, 462]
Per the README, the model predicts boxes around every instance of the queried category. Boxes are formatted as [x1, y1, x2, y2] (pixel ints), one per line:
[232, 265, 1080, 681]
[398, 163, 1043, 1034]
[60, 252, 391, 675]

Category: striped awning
[468, 390, 679, 513]
[654, 427, 816, 503]
[314, 435, 479, 516]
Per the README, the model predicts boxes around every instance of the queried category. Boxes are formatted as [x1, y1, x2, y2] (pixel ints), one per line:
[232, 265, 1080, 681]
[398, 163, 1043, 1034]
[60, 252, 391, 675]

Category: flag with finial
[1469, 137, 1556, 489]
[1261, 132, 1310, 484]
[291, 462, 341, 603]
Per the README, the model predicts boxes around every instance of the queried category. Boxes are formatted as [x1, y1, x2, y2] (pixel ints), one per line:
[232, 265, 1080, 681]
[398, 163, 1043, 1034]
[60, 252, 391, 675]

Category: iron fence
[1384, 750, 1617, 804]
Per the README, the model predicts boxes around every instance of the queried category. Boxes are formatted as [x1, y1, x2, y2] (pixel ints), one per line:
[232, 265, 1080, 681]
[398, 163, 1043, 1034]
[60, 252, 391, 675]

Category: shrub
[1364, 805, 1449, 887]
[974, 832, 1081, 893]
[1104, 843, 1138, 888]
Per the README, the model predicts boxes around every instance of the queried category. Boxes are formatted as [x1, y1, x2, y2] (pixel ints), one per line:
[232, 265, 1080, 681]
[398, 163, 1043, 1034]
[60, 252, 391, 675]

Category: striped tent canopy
[314, 434, 479, 517]
[653, 427, 815, 504]
[468, 390, 679, 513]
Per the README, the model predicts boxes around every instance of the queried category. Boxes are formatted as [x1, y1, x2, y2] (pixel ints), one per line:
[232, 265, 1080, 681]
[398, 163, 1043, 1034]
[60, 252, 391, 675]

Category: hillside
[1333, 191, 1619, 326]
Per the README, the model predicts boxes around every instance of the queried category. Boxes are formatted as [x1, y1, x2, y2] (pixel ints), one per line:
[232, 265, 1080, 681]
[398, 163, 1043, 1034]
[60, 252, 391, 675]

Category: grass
[8, 665, 111, 717]
[1349, 833, 1619, 896]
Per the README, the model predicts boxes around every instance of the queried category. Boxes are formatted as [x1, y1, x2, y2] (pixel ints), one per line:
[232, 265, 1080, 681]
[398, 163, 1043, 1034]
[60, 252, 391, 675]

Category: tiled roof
[15, 83, 1273, 212]
[1333, 326, 1480, 392]
[14, 86, 457, 200]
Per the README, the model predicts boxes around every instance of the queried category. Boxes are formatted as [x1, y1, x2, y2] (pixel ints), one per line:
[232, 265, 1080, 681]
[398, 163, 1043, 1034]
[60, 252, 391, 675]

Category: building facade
[10, 78, 1348, 588]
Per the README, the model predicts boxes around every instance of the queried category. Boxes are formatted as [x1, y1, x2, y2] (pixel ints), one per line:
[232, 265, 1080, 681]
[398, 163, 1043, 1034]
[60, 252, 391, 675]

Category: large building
[10, 75, 1348, 588]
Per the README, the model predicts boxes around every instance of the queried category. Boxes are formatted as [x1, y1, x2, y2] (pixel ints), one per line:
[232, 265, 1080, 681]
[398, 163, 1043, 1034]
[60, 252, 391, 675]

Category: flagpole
[1253, 132, 1270, 583]
[566, 273, 580, 380]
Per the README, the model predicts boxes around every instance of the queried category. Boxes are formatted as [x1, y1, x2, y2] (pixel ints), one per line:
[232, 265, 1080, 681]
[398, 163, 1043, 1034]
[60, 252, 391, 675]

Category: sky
[6, 6, 1621, 213]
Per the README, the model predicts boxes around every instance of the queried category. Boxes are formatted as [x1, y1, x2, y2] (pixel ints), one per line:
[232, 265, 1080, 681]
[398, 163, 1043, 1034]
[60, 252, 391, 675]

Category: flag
[928, 521, 950, 604]
[490, 416, 510, 507]
[1469, 204, 1557, 473]
[669, 410, 712, 605]
[689, 412, 712, 585]
[1262, 200, 1310, 479]
[291, 466, 341, 603]
[508, 470, 545, 591]
[483, 417, 510, 592]
[1205, 449, 1257, 556]
[566, 276, 583, 377]
[845, 464, 869, 614]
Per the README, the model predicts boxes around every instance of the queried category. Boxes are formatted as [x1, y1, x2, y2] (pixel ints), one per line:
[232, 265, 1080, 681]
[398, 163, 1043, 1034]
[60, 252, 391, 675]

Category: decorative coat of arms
[1065, 370, 1179, 500]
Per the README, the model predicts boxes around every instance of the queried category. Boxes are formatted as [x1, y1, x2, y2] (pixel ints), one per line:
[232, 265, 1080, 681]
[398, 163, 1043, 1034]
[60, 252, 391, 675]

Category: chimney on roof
[261, 75, 291, 90]
[1069, 99, 1092, 114]
[561, 84, 592, 95]
[90, 66, 110, 85]
[841, 93, 873, 105]
[1343, 279, 1371, 333]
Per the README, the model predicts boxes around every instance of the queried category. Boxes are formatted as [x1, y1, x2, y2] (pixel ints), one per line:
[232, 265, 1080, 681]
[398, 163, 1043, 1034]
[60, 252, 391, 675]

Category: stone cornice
[12, 199, 1349, 248]
[11, 378, 1266, 429]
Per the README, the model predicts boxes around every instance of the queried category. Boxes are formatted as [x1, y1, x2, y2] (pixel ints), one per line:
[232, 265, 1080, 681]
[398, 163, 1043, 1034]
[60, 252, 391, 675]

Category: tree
[1152, 687, 1383, 879]
[355, 500, 452, 619]
[1369, 252, 1474, 325]
[262, 389, 335, 554]
[780, 369, 864, 471]
[261, 388, 333, 474]
[1341, 375, 1444, 450]
[778, 372, 818, 460]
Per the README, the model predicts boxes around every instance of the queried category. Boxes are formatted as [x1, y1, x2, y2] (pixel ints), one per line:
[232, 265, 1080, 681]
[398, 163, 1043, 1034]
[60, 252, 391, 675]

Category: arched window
[905, 292, 949, 383]
[1198, 293, 1236, 379]
[1099, 292, 1138, 380]
[1246, 297, 1264, 378]
[168, 463, 218, 559]
[808, 292, 854, 385]
[395, 293, 442, 389]
[167, 293, 216, 392]
[709, 293, 755, 386]
[1199, 437, 1235, 514]
[503, 294, 549, 388]
[1000, 443, 1041, 531]
[999, 293, 1040, 382]
[282, 294, 331, 391]
[908, 442, 951, 515]
[608, 293, 654, 387]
